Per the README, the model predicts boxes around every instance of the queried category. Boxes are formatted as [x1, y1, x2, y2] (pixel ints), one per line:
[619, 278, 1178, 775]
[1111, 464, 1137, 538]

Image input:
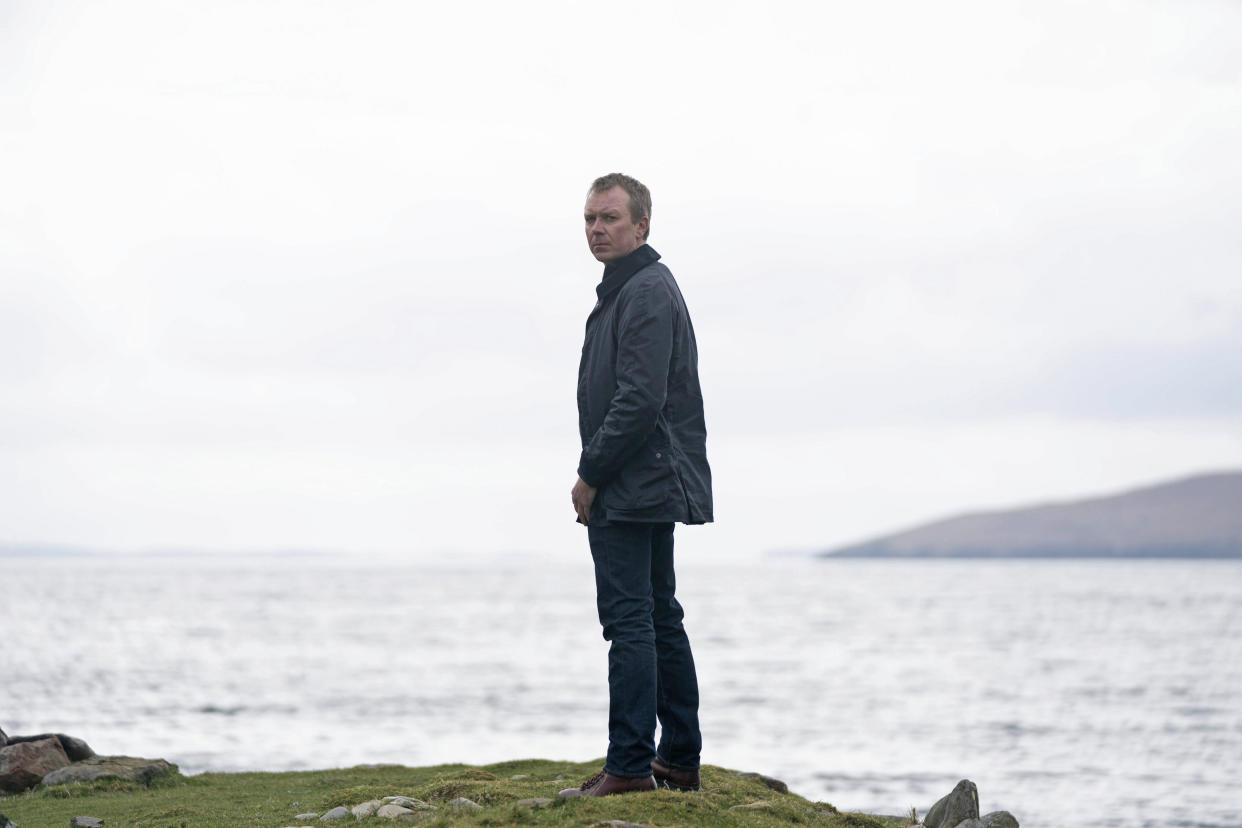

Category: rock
[956, 821, 985, 828]
[351, 800, 382, 817]
[0, 726, 7, 747]
[375, 804, 415, 819]
[447, 797, 482, 810]
[41, 756, 175, 788]
[589, 822, 652, 828]
[924, 779, 980, 828]
[0, 813, 17, 828]
[3, 734, 95, 763]
[70, 819, 105, 828]
[509, 773, 531, 780]
[58, 737, 96, 763]
[982, 811, 1020, 828]
[733, 771, 788, 793]
[381, 796, 431, 809]
[0, 738, 71, 793]
[293, 814, 318, 820]
[318, 806, 350, 821]
[516, 797, 553, 807]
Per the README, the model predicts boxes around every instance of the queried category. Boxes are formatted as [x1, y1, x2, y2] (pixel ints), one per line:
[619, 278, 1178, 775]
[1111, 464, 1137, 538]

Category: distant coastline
[821, 470, 1242, 559]
[826, 546, 1242, 559]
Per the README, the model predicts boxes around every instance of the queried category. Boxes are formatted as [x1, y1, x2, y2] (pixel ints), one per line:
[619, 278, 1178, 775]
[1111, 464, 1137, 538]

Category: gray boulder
[318, 807, 350, 821]
[0, 738, 71, 793]
[0, 725, 7, 747]
[70, 819, 105, 828]
[982, 811, 1020, 828]
[448, 797, 482, 810]
[4, 734, 95, 763]
[351, 800, 382, 817]
[381, 796, 431, 809]
[1, 812, 17, 828]
[40, 756, 175, 788]
[375, 804, 415, 819]
[925, 779, 980, 828]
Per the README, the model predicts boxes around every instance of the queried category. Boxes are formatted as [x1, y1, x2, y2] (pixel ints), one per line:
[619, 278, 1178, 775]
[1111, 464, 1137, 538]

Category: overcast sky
[2, 0, 1240, 559]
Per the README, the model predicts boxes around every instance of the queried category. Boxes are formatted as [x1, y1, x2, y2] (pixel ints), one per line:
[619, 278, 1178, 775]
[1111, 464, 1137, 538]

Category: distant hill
[822, 471, 1242, 558]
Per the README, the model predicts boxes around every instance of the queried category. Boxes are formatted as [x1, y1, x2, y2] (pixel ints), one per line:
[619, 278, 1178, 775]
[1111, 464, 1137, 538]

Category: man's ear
[637, 215, 650, 241]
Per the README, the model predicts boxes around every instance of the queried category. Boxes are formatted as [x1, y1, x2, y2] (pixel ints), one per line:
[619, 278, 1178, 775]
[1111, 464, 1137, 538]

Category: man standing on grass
[561, 173, 713, 798]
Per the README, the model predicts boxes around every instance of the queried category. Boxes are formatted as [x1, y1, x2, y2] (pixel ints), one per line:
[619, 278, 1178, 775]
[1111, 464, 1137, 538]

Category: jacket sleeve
[577, 277, 673, 488]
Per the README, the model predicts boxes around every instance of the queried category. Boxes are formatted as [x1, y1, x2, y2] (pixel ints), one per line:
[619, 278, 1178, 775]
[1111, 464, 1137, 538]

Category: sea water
[2, 555, 1239, 828]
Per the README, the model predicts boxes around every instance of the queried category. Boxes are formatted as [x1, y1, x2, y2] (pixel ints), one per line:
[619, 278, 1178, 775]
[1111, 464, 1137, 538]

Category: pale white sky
[2, 0, 1240, 559]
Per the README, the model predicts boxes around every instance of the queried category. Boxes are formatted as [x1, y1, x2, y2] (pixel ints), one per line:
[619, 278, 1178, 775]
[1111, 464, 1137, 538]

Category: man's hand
[571, 476, 597, 525]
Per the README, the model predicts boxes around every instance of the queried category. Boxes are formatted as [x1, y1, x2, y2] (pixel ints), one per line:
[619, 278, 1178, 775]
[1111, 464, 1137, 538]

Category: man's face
[584, 186, 648, 263]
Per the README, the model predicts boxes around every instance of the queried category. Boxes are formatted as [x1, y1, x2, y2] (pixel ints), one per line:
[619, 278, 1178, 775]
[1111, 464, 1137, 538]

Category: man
[561, 173, 713, 799]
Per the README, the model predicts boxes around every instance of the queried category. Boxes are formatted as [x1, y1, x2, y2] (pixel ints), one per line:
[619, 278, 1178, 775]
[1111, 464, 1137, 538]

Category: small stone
[380, 794, 434, 809]
[319, 807, 350, 821]
[516, 798, 553, 807]
[382, 796, 431, 809]
[509, 773, 531, 780]
[447, 797, 482, 810]
[730, 801, 775, 811]
[589, 822, 652, 828]
[924, 779, 979, 828]
[375, 804, 415, 819]
[293, 814, 318, 821]
[982, 812, 1020, 828]
[70, 820, 104, 828]
[351, 800, 382, 817]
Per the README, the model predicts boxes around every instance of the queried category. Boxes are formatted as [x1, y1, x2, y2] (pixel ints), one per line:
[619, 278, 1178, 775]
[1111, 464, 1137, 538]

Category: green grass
[0, 759, 910, 828]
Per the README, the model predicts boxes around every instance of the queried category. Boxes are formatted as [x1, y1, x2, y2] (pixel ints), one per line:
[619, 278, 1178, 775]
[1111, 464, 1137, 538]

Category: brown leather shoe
[651, 757, 701, 791]
[558, 770, 657, 798]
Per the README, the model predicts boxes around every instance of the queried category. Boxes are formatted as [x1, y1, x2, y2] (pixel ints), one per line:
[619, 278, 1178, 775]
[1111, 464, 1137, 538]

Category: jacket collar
[596, 244, 660, 303]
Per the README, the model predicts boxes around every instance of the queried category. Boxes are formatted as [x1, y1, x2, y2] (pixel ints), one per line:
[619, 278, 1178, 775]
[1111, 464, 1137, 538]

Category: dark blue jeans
[588, 521, 702, 778]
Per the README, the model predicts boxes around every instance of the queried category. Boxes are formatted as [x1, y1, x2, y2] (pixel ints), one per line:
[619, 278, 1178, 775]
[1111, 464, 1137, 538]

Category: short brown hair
[589, 173, 651, 241]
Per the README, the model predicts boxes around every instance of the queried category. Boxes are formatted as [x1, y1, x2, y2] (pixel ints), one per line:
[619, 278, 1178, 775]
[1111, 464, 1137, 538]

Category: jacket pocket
[605, 441, 677, 511]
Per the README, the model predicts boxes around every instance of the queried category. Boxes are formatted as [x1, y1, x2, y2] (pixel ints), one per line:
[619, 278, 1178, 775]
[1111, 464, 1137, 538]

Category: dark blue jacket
[577, 244, 713, 525]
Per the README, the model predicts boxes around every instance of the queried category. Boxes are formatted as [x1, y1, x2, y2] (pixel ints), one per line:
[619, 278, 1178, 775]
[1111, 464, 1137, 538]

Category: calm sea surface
[3, 555, 1240, 827]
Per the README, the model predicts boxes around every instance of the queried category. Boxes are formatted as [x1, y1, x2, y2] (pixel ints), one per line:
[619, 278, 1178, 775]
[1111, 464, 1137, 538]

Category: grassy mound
[0, 758, 908, 827]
